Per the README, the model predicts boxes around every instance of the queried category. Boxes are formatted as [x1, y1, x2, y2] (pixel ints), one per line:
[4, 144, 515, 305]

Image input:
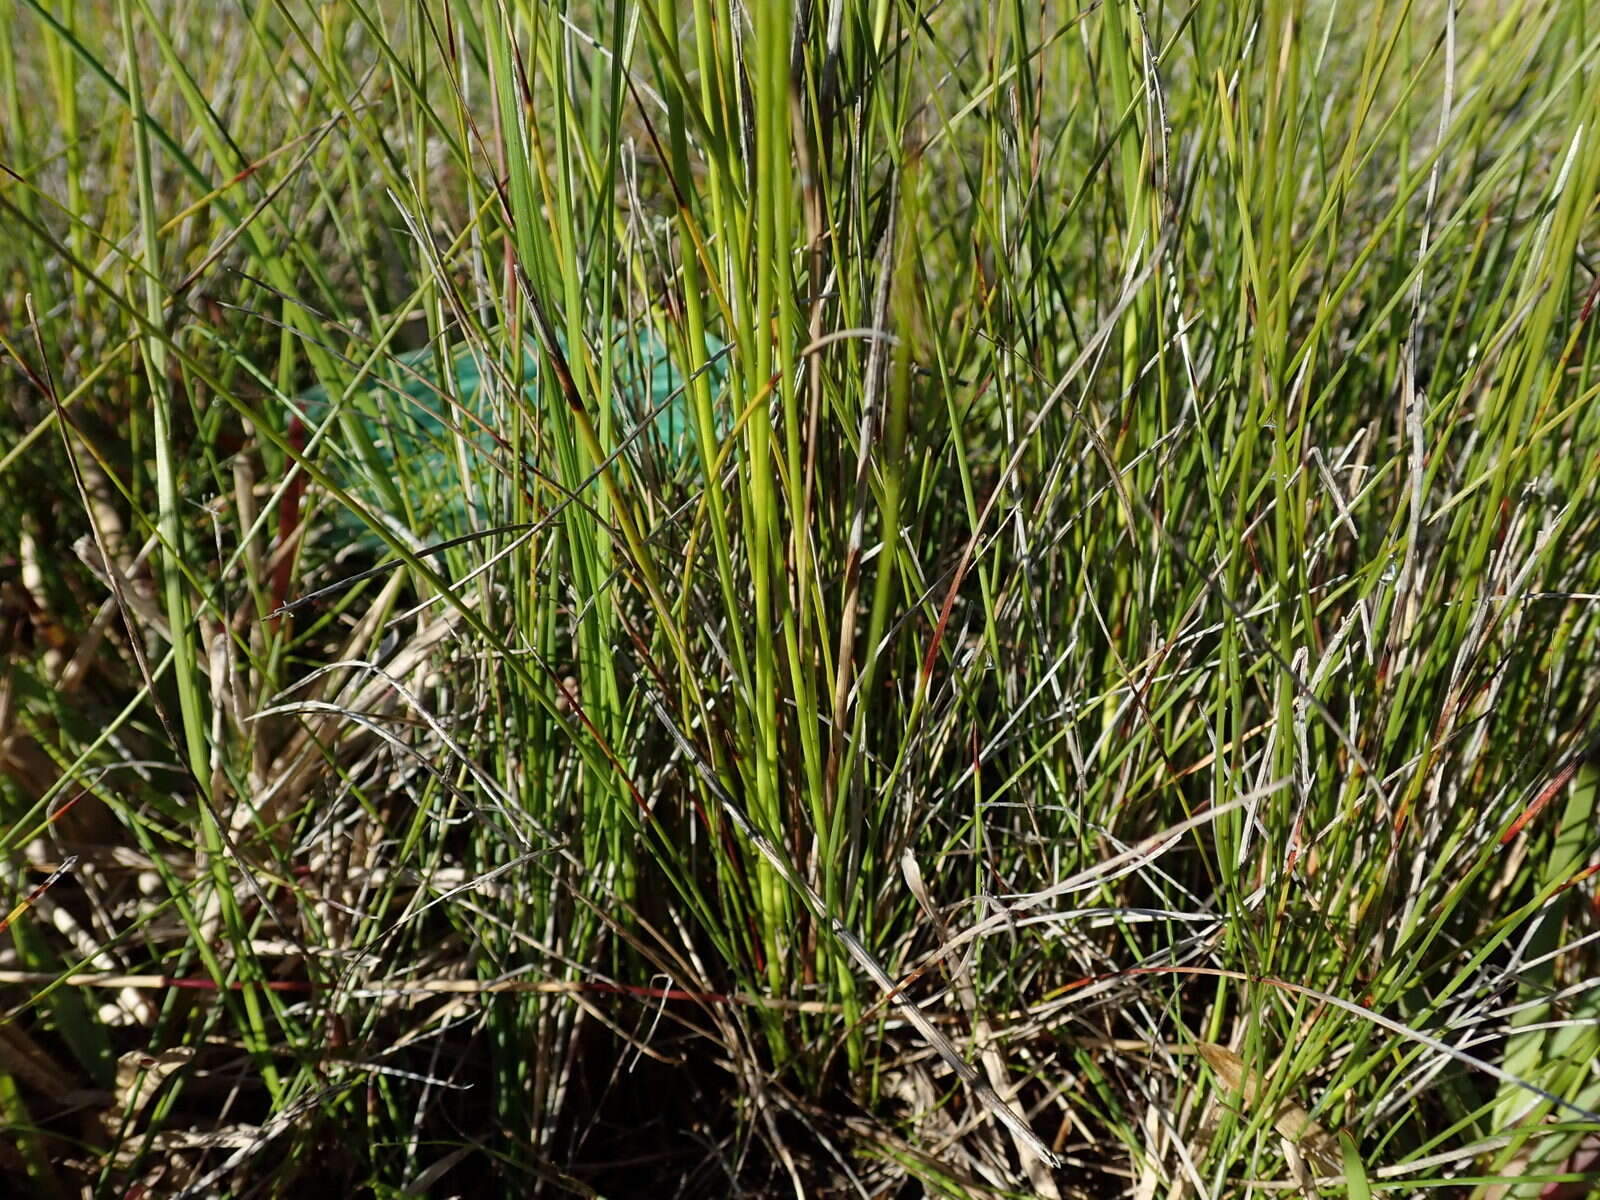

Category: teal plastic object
[291, 326, 727, 542]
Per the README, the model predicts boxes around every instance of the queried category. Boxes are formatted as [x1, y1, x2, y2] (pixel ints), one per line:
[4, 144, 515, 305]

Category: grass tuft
[2, 0, 1598, 1194]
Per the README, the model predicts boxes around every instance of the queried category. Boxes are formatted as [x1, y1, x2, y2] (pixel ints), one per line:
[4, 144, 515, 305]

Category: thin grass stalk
[114, 0, 288, 1102]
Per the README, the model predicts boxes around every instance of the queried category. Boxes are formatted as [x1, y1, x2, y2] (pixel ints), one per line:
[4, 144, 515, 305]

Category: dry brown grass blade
[105, 1046, 192, 1144]
[1196, 1042, 1342, 1175]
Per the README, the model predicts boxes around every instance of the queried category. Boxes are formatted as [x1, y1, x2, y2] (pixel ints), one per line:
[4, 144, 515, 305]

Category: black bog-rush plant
[2, 0, 1598, 1195]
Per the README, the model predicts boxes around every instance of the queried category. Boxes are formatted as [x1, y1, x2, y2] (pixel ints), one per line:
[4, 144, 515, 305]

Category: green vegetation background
[1, 0, 1597, 1195]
